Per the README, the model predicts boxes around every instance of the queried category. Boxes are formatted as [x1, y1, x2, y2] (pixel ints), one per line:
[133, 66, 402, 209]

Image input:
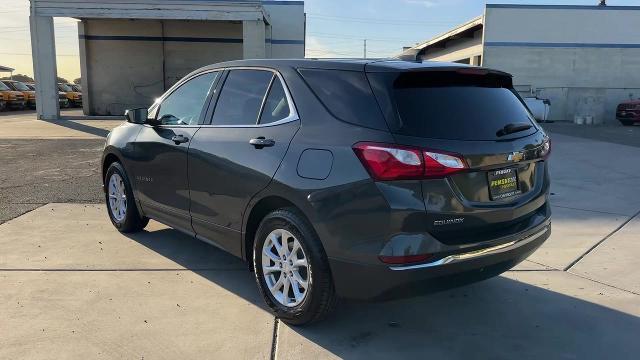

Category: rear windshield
[372, 71, 537, 141]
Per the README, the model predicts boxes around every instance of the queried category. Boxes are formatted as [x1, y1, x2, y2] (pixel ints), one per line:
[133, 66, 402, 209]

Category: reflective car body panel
[102, 59, 552, 300]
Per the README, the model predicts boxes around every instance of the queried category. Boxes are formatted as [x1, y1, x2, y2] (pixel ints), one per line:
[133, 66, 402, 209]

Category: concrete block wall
[81, 19, 167, 116]
[162, 20, 243, 87]
[263, 2, 305, 58]
[484, 46, 640, 123]
[482, 5, 640, 124]
[79, 2, 304, 116]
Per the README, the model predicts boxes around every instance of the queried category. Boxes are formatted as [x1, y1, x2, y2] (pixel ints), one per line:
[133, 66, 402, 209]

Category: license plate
[488, 168, 521, 201]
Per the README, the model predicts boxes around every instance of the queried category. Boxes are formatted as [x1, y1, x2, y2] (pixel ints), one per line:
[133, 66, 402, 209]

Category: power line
[307, 32, 421, 42]
[306, 13, 460, 26]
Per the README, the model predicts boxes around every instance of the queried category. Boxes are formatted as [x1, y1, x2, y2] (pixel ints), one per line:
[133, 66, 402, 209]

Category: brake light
[353, 142, 467, 180]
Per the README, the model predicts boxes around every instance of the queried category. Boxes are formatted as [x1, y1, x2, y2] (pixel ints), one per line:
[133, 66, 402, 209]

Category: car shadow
[123, 226, 640, 359]
[40, 118, 111, 138]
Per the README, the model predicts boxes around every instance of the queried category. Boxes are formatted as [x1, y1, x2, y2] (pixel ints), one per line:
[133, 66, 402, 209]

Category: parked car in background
[2, 80, 36, 109]
[58, 83, 82, 107]
[102, 59, 551, 325]
[0, 80, 26, 110]
[616, 100, 640, 126]
[25, 83, 70, 108]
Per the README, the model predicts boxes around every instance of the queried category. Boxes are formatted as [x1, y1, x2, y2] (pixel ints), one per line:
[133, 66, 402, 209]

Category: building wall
[420, 29, 483, 64]
[483, 5, 640, 123]
[80, 2, 304, 115]
[263, 2, 305, 58]
[82, 19, 167, 116]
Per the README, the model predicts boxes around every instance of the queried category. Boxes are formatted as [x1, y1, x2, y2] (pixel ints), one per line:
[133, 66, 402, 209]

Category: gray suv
[102, 59, 551, 325]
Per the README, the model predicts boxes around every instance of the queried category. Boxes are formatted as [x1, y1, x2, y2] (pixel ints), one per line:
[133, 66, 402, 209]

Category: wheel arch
[243, 194, 316, 263]
[102, 149, 145, 218]
[102, 151, 121, 184]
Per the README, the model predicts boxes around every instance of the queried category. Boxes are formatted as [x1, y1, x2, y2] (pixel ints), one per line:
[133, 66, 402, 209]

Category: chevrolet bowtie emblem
[508, 151, 524, 162]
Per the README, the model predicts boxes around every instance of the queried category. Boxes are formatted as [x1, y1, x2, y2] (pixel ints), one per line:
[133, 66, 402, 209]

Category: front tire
[253, 208, 337, 325]
[104, 162, 148, 233]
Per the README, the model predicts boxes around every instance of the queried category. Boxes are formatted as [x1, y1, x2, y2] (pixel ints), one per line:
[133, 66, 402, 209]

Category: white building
[29, 0, 305, 118]
[402, 4, 640, 124]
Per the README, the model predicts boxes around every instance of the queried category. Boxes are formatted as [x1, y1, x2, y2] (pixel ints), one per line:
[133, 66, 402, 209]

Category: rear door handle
[171, 134, 189, 145]
[249, 137, 275, 149]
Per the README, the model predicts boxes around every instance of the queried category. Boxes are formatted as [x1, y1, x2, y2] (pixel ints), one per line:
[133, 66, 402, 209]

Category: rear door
[132, 71, 219, 234]
[188, 68, 299, 256]
[367, 69, 551, 244]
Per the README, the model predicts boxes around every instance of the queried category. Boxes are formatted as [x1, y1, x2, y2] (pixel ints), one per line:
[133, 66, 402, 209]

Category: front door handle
[171, 134, 189, 145]
[249, 137, 275, 149]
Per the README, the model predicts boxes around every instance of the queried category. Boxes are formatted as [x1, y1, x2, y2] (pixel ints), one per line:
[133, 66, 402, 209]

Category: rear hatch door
[367, 66, 550, 245]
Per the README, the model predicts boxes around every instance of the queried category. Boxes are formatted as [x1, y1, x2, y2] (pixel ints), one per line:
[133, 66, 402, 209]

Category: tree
[56, 76, 69, 84]
[73, 78, 81, 85]
[0, 74, 34, 83]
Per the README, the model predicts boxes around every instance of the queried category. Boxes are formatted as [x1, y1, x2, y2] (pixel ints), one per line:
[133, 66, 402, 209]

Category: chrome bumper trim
[389, 225, 550, 271]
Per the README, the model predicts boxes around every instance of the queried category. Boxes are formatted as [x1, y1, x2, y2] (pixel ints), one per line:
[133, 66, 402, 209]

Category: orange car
[0, 80, 26, 110]
[58, 83, 82, 108]
[2, 80, 36, 109]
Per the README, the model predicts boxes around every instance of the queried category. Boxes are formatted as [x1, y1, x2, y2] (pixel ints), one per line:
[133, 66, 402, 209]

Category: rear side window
[298, 69, 387, 130]
[212, 69, 273, 126]
[370, 71, 537, 141]
[259, 78, 291, 124]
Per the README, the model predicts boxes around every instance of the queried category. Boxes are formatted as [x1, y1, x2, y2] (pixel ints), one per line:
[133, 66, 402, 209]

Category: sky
[1, 0, 640, 80]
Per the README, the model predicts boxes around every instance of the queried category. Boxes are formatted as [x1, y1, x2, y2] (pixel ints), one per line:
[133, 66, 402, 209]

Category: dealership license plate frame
[488, 167, 521, 201]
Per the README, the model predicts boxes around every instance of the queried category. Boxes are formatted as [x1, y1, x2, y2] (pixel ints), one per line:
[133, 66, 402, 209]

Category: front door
[188, 69, 300, 256]
[133, 71, 219, 233]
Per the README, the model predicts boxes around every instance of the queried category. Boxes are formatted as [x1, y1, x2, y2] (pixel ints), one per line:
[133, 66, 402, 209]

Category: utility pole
[363, 39, 367, 59]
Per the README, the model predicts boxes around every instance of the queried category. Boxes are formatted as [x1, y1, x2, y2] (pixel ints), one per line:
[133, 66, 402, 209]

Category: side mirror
[124, 108, 149, 124]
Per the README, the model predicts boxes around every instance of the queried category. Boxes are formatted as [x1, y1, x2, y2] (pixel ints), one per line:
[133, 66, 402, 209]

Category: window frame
[203, 66, 299, 128]
[147, 69, 222, 128]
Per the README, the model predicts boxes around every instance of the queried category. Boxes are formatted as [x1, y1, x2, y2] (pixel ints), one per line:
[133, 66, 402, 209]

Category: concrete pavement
[0, 119, 639, 358]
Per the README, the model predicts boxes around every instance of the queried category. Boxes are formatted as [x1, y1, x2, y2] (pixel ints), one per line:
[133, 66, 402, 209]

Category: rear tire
[620, 120, 634, 126]
[104, 162, 149, 233]
[253, 208, 337, 325]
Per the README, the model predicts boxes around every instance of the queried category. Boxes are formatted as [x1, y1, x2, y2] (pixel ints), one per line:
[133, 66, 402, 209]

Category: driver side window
[156, 72, 218, 126]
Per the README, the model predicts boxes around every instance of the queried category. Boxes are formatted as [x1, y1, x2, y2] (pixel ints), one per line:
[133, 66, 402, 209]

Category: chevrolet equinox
[102, 59, 552, 325]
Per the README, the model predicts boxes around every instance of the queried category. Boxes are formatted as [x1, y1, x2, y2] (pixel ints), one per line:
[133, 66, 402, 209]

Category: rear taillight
[353, 142, 467, 181]
[423, 151, 466, 178]
[540, 137, 551, 159]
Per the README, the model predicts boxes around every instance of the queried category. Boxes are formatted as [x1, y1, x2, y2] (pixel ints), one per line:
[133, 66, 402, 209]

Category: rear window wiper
[496, 122, 532, 137]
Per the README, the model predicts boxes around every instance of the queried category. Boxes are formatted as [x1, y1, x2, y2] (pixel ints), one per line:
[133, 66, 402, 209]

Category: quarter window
[156, 72, 217, 126]
[259, 78, 291, 124]
[212, 70, 274, 126]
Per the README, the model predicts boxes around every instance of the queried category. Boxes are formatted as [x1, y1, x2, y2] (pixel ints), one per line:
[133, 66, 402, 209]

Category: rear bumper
[617, 116, 639, 123]
[329, 218, 551, 300]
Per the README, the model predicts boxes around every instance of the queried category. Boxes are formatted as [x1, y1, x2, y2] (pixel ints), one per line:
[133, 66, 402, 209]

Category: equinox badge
[434, 218, 465, 226]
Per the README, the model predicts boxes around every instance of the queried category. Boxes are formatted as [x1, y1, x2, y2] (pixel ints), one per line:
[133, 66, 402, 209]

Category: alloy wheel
[108, 173, 127, 222]
[261, 228, 310, 307]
